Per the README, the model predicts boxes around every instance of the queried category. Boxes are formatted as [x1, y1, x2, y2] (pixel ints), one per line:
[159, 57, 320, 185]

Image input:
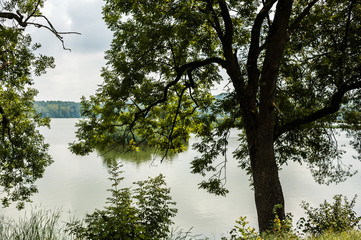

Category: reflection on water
[99, 146, 159, 167]
[1, 118, 361, 238]
[98, 144, 184, 168]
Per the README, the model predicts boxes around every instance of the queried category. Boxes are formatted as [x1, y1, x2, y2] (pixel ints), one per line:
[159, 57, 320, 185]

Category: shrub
[261, 205, 297, 240]
[297, 194, 361, 236]
[66, 163, 178, 240]
[223, 216, 260, 240]
[222, 214, 297, 239]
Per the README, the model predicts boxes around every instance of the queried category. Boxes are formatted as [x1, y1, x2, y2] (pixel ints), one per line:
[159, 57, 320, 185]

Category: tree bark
[241, 95, 285, 232]
[251, 135, 285, 232]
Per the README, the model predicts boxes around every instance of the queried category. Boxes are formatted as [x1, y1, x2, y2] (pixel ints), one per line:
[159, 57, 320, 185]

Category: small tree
[66, 163, 178, 240]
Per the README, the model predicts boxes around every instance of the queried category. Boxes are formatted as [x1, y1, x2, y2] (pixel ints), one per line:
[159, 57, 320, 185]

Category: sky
[30, 0, 113, 102]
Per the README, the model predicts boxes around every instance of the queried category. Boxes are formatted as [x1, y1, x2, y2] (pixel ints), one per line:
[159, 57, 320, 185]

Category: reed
[0, 208, 69, 240]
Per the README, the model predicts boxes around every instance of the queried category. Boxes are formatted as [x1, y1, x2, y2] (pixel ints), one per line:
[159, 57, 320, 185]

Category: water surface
[2, 119, 361, 237]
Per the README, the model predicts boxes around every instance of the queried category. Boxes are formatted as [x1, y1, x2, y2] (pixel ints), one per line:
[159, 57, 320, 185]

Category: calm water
[2, 119, 361, 237]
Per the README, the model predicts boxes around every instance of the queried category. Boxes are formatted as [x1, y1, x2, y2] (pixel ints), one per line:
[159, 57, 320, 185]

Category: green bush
[297, 194, 361, 236]
[66, 163, 178, 240]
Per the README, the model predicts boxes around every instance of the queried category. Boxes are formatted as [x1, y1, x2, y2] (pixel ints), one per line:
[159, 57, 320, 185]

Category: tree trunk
[246, 0, 292, 232]
[251, 139, 285, 232]
[229, 0, 292, 232]
[241, 97, 285, 232]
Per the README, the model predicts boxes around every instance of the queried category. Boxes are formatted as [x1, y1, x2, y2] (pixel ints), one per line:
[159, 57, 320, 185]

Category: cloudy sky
[30, 0, 112, 102]
[30, 0, 227, 102]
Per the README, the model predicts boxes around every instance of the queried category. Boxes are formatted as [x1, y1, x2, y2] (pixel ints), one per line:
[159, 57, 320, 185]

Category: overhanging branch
[0, 11, 27, 27]
[28, 15, 81, 51]
[275, 81, 361, 140]
[128, 57, 226, 129]
[289, 0, 319, 34]
[0, 6, 81, 51]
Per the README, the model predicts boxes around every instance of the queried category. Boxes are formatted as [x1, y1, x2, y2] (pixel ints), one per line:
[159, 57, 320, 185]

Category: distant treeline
[34, 101, 82, 118]
[33, 95, 224, 119]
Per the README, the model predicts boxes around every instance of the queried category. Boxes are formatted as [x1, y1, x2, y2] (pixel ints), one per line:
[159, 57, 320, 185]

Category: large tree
[0, 0, 76, 209]
[71, 0, 361, 232]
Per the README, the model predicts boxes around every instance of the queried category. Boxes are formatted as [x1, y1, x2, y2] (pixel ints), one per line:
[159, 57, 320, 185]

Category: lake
[2, 118, 361, 237]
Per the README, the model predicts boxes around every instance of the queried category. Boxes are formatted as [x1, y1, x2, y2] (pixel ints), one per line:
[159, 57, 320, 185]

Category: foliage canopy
[1, 0, 76, 208]
[71, 0, 361, 231]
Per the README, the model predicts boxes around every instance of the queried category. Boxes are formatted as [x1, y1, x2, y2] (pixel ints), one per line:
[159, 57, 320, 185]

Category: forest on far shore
[34, 101, 81, 118]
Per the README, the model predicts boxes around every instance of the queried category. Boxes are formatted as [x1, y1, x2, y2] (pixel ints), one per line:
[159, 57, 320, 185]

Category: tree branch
[0, 11, 27, 27]
[289, 0, 319, 34]
[215, 0, 247, 100]
[29, 14, 81, 51]
[217, 0, 233, 46]
[24, 0, 42, 23]
[0, 8, 81, 51]
[205, 1, 223, 40]
[275, 81, 361, 139]
[128, 57, 226, 129]
[162, 85, 188, 160]
[337, 0, 357, 86]
[342, 0, 356, 51]
[247, 0, 277, 90]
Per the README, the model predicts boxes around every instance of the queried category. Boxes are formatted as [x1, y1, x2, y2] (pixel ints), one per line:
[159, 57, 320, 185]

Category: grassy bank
[1, 209, 360, 240]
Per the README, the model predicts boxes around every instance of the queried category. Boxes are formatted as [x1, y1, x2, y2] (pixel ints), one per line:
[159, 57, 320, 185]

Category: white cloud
[34, 51, 106, 102]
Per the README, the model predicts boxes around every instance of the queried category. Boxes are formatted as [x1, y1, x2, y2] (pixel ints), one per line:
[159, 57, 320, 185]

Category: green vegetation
[222, 195, 361, 240]
[0, 0, 55, 209]
[1, 193, 360, 239]
[2, 0, 360, 237]
[0, 208, 68, 240]
[66, 163, 178, 240]
[1, 0, 79, 209]
[34, 101, 82, 118]
[297, 195, 361, 236]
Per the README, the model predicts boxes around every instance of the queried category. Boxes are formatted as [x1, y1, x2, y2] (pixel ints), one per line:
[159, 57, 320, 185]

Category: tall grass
[0, 208, 70, 240]
[305, 230, 361, 240]
[166, 227, 206, 240]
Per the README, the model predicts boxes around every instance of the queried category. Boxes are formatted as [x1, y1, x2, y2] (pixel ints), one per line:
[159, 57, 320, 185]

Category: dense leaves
[0, 0, 65, 208]
[273, 0, 361, 182]
[0, 26, 54, 209]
